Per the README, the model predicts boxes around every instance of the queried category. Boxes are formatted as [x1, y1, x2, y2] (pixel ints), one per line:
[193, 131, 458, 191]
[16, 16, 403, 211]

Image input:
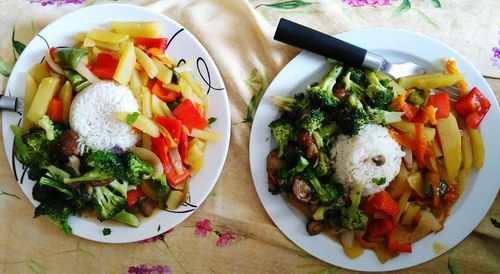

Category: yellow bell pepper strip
[445, 59, 467, 96]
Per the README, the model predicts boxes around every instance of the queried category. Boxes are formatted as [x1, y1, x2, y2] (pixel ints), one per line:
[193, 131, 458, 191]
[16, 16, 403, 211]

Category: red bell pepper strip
[126, 187, 145, 207]
[426, 93, 450, 119]
[151, 136, 168, 165]
[401, 103, 420, 122]
[163, 154, 191, 186]
[150, 79, 181, 102]
[173, 99, 208, 131]
[387, 236, 412, 253]
[46, 97, 63, 123]
[355, 235, 380, 248]
[92, 53, 119, 80]
[152, 136, 190, 186]
[363, 191, 400, 218]
[414, 122, 426, 168]
[154, 116, 182, 145]
[134, 38, 168, 51]
[179, 133, 188, 162]
[453, 87, 491, 129]
[368, 216, 395, 238]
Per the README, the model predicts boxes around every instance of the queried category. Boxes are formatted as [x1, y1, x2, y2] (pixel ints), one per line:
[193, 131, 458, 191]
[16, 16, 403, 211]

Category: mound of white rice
[330, 124, 405, 196]
[69, 81, 140, 151]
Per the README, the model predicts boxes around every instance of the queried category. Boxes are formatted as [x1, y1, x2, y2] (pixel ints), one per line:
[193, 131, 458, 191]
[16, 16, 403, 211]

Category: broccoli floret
[37, 115, 57, 141]
[315, 150, 332, 177]
[270, 93, 309, 114]
[337, 93, 369, 135]
[301, 108, 325, 133]
[11, 125, 38, 166]
[275, 156, 310, 193]
[340, 184, 367, 230]
[92, 185, 126, 221]
[269, 119, 295, 158]
[107, 180, 128, 198]
[34, 202, 73, 235]
[303, 169, 339, 203]
[349, 67, 368, 87]
[341, 207, 368, 231]
[366, 107, 404, 125]
[149, 174, 171, 209]
[39, 173, 75, 199]
[63, 151, 124, 184]
[342, 70, 365, 98]
[364, 71, 394, 108]
[111, 209, 140, 227]
[124, 153, 154, 186]
[306, 64, 344, 109]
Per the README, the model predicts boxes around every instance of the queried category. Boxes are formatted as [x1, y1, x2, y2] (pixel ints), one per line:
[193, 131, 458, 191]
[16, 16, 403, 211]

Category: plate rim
[249, 27, 500, 271]
[2, 3, 231, 243]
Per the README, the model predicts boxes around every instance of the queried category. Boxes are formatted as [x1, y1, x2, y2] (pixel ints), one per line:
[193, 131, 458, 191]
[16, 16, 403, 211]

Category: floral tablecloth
[0, 0, 499, 273]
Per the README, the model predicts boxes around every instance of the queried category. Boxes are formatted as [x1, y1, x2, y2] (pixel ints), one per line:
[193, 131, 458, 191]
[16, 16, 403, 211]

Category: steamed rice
[69, 81, 140, 151]
[330, 124, 405, 196]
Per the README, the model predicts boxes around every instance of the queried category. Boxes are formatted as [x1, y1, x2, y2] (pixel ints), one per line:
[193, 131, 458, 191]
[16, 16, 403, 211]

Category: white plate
[249, 28, 500, 271]
[2, 4, 230, 243]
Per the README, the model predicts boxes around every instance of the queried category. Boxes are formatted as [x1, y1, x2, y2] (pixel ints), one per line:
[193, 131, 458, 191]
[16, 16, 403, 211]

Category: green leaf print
[491, 217, 500, 229]
[415, 8, 439, 29]
[391, 0, 411, 18]
[244, 67, 269, 123]
[25, 259, 48, 274]
[12, 28, 27, 61]
[428, 0, 442, 8]
[0, 190, 21, 199]
[256, 0, 314, 10]
[0, 57, 12, 77]
[448, 254, 464, 274]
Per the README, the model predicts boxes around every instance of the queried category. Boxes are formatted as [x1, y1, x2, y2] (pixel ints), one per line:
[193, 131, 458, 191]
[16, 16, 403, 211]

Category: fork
[274, 18, 461, 101]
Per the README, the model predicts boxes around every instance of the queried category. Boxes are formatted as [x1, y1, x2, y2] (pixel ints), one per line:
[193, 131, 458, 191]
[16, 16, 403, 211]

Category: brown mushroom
[305, 143, 319, 159]
[54, 130, 81, 157]
[138, 197, 156, 217]
[371, 155, 385, 166]
[267, 150, 286, 186]
[297, 130, 313, 147]
[292, 177, 312, 203]
[306, 220, 325, 236]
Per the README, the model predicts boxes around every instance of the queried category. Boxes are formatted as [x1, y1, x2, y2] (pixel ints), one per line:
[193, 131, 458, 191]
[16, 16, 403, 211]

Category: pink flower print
[194, 219, 213, 237]
[343, 0, 398, 7]
[492, 32, 500, 68]
[215, 232, 235, 247]
[128, 264, 171, 274]
[138, 228, 174, 244]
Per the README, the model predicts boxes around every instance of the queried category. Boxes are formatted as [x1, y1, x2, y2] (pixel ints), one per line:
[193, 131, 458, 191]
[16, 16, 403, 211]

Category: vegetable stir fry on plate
[266, 60, 490, 263]
[12, 21, 222, 234]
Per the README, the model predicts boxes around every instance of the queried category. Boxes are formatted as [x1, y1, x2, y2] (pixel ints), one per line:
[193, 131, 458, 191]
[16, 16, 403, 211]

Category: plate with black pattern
[2, 4, 230, 243]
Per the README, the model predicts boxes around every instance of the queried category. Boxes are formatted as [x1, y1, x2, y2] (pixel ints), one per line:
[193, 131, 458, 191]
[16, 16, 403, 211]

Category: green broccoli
[315, 150, 332, 177]
[337, 93, 369, 135]
[269, 118, 295, 158]
[34, 202, 73, 235]
[63, 151, 124, 184]
[301, 108, 325, 133]
[149, 174, 171, 209]
[11, 125, 38, 166]
[364, 70, 394, 108]
[340, 184, 368, 231]
[348, 67, 368, 87]
[37, 115, 57, 141]
[366, 107, 404, 125]
[306, 64, 344, 109]
[275, 156, 310, 193]
[92, 185, 126, 221]
[107, 180, 128, 198]
[342, 70, 365, 98]
[39, 173, 75, 199]
[111, 209, 140, 227]
[270, 93, 309, 114]
[124, 153, 154, 186]
[302, 169, 339, 203]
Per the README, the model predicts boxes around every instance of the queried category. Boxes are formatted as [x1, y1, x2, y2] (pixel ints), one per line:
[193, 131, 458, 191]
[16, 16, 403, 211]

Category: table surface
[0, 1, 498, 273]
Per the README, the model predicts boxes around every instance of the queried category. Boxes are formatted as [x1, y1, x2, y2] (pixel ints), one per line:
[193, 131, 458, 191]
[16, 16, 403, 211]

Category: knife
[274, 18, 425, 79]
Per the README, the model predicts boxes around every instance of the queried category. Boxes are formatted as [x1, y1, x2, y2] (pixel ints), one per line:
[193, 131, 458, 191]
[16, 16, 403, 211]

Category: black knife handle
[274, 18, 367, 67]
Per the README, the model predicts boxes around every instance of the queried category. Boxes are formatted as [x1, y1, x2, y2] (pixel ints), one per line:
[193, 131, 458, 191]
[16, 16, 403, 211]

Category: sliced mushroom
[138, 196, 156, 217]
[305, 143, 319, 159]
[371, 154, 385, 166]
[54, 130, 81, 157]
[65, 155, 81, 177]
[306, 220, 325, 236]
[293, 177, 312, 203]
[297, 130, 313, 147]
[267, 150, 286, 186]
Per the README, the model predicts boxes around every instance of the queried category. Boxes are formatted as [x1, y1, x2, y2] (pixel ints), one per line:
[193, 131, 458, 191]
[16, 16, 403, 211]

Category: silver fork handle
[0, 95, 22, 112]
